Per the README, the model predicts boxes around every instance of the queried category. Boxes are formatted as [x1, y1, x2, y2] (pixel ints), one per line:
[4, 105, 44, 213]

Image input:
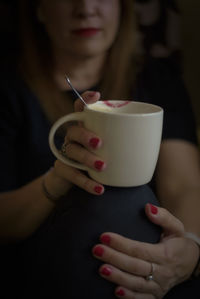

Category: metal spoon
[65, 76, 88, 106]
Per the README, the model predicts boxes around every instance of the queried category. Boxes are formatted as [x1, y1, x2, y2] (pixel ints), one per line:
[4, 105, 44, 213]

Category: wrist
[42, 177, 60, 203]
[42, 167, 72, 203]
[185, 232, 200, 246]
[184, 232, 200, 277]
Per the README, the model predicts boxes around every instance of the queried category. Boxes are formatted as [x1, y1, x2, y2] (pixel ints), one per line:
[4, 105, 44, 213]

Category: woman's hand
[92, 204, 200, 298]
[45, 91, 106, 198]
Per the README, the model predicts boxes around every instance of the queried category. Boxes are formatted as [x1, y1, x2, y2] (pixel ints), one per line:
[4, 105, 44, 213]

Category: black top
[0, 58, 199, 299]
[0, 57, 197, 192]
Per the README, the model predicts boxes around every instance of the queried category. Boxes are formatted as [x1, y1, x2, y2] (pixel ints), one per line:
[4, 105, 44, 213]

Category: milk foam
[88, 104, 114, 112]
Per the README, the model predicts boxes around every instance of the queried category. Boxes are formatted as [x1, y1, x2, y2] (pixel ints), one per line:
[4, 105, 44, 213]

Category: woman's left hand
[92, 204, 200, 298]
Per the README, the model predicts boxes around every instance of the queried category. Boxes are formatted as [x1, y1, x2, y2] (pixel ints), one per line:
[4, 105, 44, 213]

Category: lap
[2, 185, 161, 298]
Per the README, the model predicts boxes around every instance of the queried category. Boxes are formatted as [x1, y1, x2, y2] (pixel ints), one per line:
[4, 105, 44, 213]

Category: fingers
[115, 286, 156, 299]
[64, 125, 106, 171]
[98, 264, 161, 297]
[92, 235, 196, 298]
[96, 232, 165, 263]
[92, 243, 165, 298]
[66, 125, 102, 150]
[54, 159, 104, 195]
[74, 91, 101, 112]
[145, 204, 185, 237]
[93, 243, 153, 276]
[64, 142, 106, 171]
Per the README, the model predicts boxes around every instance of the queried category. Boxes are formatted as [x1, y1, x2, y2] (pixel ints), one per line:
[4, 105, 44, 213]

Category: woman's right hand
[45, 91, 106, 198]
[92, 205, 199, 299]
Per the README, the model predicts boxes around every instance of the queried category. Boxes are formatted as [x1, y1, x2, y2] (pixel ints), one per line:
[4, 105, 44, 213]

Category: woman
[0, 0, 200, 298]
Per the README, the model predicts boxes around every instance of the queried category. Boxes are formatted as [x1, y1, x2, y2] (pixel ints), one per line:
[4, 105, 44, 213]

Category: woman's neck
[53, 50, 106, 92]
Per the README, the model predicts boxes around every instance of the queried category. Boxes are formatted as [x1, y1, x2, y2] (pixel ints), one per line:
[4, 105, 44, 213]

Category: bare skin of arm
[156, 140, 200, 236]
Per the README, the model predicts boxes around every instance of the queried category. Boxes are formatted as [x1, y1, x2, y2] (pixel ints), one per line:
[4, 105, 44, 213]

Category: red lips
[72, 28, 101, 37]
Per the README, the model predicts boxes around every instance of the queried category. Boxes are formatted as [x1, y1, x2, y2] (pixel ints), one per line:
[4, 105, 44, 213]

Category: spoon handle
[65, 76, 88, 106]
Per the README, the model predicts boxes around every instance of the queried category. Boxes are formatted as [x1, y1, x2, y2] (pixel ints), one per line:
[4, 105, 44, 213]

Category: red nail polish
[100, 266, 112, 276]
[94, 186, 103, 194]
[94, 160, 104, 170]
[150, 204, 158, 214]
[116, 289, 125, 296]
[93, 246, 104, 257]
[89, 137, 100, 149]
[100, 234, 111, 245]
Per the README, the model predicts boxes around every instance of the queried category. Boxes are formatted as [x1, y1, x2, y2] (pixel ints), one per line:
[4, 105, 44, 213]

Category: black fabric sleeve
[0, 84, 24, 191]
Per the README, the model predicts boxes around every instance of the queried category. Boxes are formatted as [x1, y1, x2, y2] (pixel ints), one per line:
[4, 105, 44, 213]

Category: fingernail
[100, 266, 112, 276]
[150, 204, 158, 215]
[93, 246, 104, 257]
[94, 185, 104, 194]
[94, 160, 105, 170]
[89, 137, 100, 149]
[100, 234, 111, 245]
[116, 288, 125, 296]
[88, 91, 97, 97]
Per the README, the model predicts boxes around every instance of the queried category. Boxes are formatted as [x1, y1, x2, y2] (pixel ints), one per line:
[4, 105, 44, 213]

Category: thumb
[145, 203, 185, 237]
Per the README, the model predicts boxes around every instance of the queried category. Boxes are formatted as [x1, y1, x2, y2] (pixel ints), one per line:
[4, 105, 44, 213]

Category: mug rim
[86, 100, 163, 116]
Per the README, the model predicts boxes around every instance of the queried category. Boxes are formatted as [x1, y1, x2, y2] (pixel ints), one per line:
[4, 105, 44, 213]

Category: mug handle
[48, 111, 88, 171]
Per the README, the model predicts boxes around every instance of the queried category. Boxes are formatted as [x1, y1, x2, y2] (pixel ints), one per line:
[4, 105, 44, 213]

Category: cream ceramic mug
[49, 100, 163, 187]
